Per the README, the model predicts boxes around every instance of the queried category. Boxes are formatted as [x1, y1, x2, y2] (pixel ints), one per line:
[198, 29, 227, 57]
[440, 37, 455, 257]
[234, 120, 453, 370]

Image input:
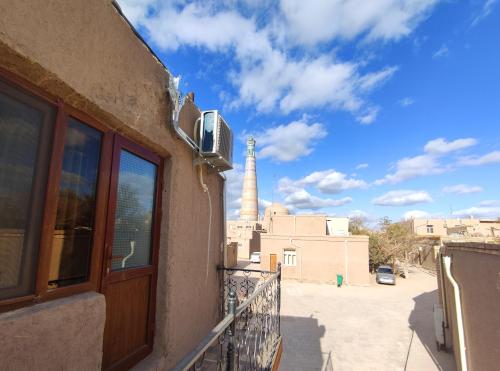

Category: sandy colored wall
[270, 215, 326, 236]
[261, 235, 369, 285]
[0, 1, 225, 369]
[439, 243, 500, 371]
[226, 243, 238, 268]
[0, 292, 105, 371]
[412, 218, 499, 238]
[237, 240, 250, 259]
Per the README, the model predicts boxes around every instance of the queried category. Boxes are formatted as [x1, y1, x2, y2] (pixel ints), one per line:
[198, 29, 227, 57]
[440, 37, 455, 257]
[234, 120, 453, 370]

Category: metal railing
[173, 264, 281, 371]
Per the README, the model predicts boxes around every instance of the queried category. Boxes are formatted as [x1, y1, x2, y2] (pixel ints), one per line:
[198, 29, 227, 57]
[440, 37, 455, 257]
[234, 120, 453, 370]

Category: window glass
[48, 118, 102, 288]
[111, 150, 157, 271]
[283, 249, 296, 266]
[0, 83, 54, 300]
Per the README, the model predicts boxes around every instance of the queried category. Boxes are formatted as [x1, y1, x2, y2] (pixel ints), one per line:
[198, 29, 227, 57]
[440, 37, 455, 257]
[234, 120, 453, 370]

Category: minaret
[240, 137, 258, 221]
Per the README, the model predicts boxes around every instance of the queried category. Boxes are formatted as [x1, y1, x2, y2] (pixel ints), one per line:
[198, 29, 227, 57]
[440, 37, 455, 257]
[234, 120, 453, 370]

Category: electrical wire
[197, 164, 212, 283]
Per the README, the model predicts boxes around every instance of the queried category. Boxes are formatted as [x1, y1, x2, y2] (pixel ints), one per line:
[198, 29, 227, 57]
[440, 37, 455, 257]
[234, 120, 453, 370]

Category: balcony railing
[173, 264, 282, 371]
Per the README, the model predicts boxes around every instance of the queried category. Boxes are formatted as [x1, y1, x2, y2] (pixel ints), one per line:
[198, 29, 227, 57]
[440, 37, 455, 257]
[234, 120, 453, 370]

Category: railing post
[277, 263, 282, 336]
[227, 290, 237, 371]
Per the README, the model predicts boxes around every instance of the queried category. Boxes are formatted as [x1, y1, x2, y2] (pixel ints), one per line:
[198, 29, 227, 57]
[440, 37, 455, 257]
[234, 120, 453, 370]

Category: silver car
[376, 265, 396, 285]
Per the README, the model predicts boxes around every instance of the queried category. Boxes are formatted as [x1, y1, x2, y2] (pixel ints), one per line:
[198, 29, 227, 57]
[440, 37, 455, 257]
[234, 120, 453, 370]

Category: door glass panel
[48, 117, 102, 288]
[0, 84, 54, 300]
[111, 150, 157, 271]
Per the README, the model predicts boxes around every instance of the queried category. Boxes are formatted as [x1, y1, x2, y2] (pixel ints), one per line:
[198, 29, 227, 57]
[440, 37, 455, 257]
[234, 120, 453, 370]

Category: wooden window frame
[0, 67, 121, 311]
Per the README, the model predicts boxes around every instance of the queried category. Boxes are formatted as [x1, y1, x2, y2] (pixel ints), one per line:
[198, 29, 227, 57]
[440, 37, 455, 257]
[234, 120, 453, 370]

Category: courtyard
[279, 268, 457, 371]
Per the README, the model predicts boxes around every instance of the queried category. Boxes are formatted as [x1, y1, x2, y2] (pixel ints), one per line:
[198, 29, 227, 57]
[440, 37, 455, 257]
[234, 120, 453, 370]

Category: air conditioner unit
[199, 110, 233, 171]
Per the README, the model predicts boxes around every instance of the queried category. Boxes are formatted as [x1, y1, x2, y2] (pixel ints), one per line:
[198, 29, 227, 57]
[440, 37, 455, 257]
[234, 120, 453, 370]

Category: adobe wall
[439, 243, 500, 371]
[270, 215, 327, 236]
[0, 292, 105, 370]
[261, 235, 369, 285]
[0, 0, 224, 369]
[226, 243, 238, 268]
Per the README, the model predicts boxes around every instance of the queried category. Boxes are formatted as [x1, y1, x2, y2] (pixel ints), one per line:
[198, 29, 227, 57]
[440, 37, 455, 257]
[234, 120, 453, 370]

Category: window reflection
[0, 87, 53, 299]
[111, 150, 157, 271]
[48, 118, 101, 288]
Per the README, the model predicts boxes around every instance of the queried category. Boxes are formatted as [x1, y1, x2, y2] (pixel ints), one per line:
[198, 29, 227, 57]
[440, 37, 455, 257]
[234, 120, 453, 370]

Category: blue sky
[118, 0, 500, 223]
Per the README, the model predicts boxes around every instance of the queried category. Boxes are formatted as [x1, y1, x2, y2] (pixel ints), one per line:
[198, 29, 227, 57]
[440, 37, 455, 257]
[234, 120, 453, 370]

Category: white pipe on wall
[438, 252, 448, 328]
[443, 256, 468, 371]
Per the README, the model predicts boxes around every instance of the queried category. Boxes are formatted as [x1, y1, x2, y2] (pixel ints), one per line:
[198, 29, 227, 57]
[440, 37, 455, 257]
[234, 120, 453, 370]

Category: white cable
[197, 164, 212, 282]
[205, 188, 212, 282]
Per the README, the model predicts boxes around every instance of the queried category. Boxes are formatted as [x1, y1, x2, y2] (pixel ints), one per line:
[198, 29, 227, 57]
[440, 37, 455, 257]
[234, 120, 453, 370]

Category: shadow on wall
[408, 290, 457, 371]
[280, 315, 332, 371]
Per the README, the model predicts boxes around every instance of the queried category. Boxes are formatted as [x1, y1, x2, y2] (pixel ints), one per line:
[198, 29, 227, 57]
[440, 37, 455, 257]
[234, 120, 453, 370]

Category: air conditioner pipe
[443, 256, 468, 371]
[168, 75, 199, 152]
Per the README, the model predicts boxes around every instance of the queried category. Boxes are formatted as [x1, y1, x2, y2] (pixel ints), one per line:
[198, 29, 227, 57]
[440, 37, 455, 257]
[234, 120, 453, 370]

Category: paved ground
[279, 268, 457, 371]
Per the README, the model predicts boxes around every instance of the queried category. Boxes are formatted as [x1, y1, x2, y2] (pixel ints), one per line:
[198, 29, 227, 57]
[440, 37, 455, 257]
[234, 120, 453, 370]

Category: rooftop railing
[173, 264, 282, 371]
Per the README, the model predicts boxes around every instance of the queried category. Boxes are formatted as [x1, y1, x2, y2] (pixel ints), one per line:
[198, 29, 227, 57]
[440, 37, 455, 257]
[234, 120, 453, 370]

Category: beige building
[410, 218, 500, 240]
[226, 220, 262, 259]
[260, 207, 369, 285]
[436, 242, 500, 371]
[0, 2, 229, 370]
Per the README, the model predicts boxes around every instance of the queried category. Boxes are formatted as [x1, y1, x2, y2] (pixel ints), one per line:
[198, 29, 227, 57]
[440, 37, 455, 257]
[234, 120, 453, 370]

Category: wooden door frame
[100, 134, 163, 370]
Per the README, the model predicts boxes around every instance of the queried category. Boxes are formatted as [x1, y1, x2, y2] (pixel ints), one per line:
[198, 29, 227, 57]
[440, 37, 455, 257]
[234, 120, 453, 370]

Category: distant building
[260, 207, 369, 285]
[409, 218, 500, 240]
[226, 220, 261, 259]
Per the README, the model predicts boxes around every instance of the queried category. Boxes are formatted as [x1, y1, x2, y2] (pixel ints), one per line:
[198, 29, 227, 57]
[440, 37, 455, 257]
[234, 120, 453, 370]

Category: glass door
[101, 136, 162, 371]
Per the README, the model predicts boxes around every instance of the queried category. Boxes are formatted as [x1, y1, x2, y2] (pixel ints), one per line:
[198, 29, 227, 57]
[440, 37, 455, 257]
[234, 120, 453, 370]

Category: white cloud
[224, 162, 245, 215]
[457, 150, 500, 166]
[277, 171, 361, 211]
[479, 200, 500, 207]
[372, 190, 433, 206]
[442, 184, 483, 195]
[356, 163, 369, 170]
[403, 210, 431, 219]
[284, 189, 352, 210]
[433, 44, 449, 58]
[358, 67, 399, 92]
[250, 116, 327, 162]
[281, 169, 367, 195]
[453, 203, 500, 219]
[278, 0, 440, 45]
[424, 137, 477, 155]
[399, 97, 414, 106]
[116, 0, 431, 122]
[356, 106, 380, 125]
[471, 0, 498, 27]
[258, 198, 272, 211]
[302, 170, 367, 194]
[375, 154, 447, 185]
[375, 137, 477, 184]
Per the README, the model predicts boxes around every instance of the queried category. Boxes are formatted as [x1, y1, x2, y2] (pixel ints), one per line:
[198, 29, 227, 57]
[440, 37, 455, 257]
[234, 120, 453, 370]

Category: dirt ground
[279, 268, 457, 371]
